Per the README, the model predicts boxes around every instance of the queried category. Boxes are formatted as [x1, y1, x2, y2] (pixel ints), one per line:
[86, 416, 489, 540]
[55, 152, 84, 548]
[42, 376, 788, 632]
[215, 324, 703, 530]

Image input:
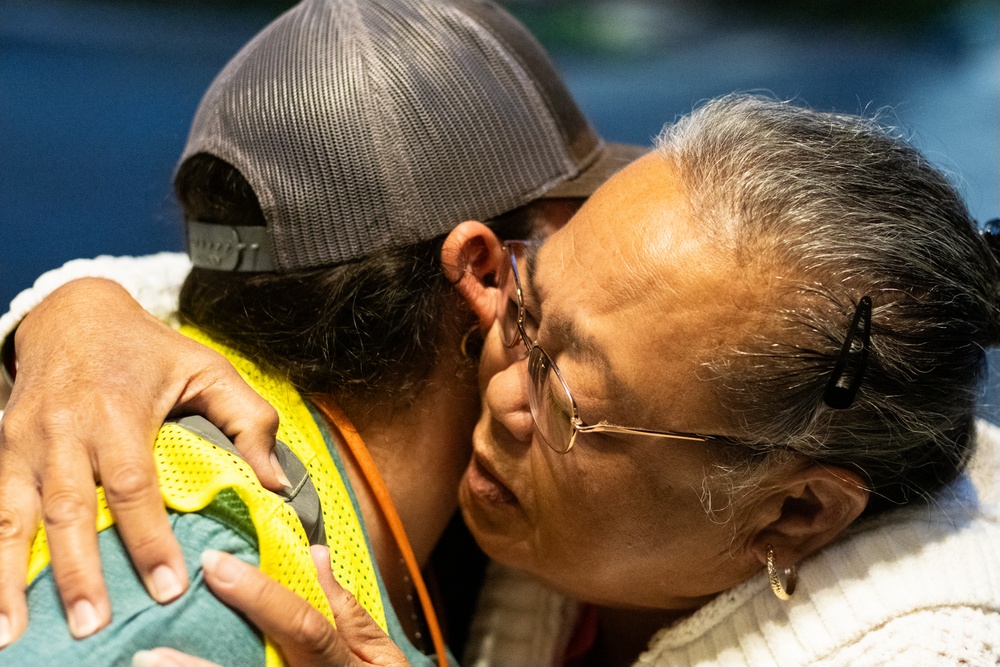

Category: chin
[458, 472, 534, 566]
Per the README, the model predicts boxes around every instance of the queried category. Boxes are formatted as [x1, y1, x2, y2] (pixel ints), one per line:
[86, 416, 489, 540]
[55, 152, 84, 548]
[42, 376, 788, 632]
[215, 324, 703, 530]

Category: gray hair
[657, 94, 1000, 516]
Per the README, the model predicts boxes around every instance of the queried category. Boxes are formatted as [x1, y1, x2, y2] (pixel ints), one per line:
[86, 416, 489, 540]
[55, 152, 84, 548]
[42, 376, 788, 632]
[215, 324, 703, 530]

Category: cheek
[476, 330, 533, 437]
[522, 448, 736, 606]
[521, 450, 658, 564]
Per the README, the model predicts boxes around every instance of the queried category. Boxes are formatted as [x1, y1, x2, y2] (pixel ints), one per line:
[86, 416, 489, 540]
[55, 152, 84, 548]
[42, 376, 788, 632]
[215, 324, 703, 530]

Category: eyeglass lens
[527, 347, 576, 453]
[500, 243, 577, 453]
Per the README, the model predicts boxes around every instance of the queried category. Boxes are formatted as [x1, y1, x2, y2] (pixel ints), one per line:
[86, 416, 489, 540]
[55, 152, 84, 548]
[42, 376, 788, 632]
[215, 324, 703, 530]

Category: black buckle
[187, 220, 276, 271]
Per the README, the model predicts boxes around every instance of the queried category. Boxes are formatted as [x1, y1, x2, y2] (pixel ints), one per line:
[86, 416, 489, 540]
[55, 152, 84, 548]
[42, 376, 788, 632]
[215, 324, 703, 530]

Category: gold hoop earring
[767, 545, 797, 601]
[460, 325, 483, 361]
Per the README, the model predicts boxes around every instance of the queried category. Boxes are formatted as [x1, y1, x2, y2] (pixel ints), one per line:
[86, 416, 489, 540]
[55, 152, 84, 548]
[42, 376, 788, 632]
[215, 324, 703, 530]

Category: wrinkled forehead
[531, 153, 729, 307]
[527, 155, 778, 428]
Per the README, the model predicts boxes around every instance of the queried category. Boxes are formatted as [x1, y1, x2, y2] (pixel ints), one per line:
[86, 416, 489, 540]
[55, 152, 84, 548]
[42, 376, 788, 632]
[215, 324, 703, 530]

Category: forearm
[0, 252, 190, 345]
[0, 253, 189, 397]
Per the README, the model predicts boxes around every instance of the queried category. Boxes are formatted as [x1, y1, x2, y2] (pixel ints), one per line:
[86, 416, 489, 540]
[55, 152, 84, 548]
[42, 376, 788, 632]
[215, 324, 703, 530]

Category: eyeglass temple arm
[572, 419, 713, 443]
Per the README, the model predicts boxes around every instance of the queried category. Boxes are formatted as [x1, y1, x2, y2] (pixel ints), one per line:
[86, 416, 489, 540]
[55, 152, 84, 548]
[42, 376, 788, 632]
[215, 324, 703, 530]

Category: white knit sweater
[5, 255, 1000, 666]
[0, 252, 191, 342]
[0, 253, 190, 413]
[465, 421, 1000, 666]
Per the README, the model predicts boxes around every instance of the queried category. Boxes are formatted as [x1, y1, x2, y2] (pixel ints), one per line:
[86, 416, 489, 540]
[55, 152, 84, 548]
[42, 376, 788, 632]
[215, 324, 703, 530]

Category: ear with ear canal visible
[441, 221, 506, 330]
[749, 463, 869, 572]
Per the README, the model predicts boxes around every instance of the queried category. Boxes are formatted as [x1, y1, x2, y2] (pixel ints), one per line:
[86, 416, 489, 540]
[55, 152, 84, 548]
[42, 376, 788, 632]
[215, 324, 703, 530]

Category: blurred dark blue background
[2, 0, 998, 313]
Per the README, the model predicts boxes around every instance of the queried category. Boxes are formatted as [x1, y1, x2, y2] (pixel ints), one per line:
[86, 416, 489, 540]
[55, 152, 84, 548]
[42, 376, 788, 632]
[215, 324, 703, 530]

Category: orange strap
[313, 395, 448, 667]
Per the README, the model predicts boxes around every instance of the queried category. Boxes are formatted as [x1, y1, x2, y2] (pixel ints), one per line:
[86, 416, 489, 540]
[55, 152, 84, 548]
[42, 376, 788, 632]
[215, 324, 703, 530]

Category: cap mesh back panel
[182, 0, 598, 270]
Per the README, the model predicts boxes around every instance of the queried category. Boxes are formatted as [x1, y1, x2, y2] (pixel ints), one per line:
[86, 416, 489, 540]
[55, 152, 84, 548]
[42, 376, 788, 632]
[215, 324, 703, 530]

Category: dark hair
[659, 95, 1000, 516]
[175, 154, 535, 407]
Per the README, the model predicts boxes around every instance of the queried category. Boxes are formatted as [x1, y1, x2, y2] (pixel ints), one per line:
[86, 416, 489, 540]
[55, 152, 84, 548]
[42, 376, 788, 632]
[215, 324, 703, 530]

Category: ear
[440, 221, 506, 329]
[749, 463, 869, 569]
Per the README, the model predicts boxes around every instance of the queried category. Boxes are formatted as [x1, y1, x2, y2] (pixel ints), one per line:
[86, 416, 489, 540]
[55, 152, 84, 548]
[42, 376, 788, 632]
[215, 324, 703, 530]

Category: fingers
[174, 360, 285, 491]
[311, 545, 342, 600]
[96, 430, 187, 605]
[200, 550, 359, 666]
[310, 546, 408, 667]
[132, 647, 221, 667]
[0, 446, 38, 649]
[40, 444, 110, 638]
[4, 279, 192, 625]
[0, 277, 285, 650]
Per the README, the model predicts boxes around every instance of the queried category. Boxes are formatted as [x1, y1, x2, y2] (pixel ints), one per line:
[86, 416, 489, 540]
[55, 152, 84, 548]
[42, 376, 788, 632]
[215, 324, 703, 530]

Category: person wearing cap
[0, 0, 642, 664]
[8, 94, 1000, 667]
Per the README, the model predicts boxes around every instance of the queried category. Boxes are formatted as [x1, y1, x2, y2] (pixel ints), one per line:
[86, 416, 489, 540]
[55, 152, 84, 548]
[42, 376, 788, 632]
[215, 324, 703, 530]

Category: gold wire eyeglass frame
[498, 240, 730, 454]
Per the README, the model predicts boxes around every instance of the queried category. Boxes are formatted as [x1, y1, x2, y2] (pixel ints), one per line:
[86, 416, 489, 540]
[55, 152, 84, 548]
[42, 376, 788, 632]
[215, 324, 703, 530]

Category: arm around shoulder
[0, 252, 191, 344]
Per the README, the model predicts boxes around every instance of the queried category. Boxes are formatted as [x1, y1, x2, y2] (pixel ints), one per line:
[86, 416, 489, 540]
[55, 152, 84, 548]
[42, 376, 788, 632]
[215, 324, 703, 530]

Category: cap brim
[542, 142, 649, 199]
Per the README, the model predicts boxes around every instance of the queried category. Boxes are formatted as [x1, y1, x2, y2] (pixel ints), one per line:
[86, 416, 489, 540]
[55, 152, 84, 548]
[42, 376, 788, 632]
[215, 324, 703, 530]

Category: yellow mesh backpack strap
[178, 327, 386, 631]
[172, 415, 327, 547]
[26, 425, 330, 667]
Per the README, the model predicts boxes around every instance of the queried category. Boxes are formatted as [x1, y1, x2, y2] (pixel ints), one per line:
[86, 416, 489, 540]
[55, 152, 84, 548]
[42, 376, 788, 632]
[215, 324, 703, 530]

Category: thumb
[173, 362, 286, 491]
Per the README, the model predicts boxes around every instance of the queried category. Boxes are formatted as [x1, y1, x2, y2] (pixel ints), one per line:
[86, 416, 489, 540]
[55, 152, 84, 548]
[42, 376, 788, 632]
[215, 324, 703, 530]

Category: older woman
[4, 95, 1000, 666]
[455, 94, 1000, 665]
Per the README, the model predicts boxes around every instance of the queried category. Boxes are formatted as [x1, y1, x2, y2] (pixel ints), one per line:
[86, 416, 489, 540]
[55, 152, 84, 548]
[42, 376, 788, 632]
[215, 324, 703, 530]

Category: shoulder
[643, 459, 1000, 666]
[2, 510, 261, 666]
[812, 607, 1000, 666]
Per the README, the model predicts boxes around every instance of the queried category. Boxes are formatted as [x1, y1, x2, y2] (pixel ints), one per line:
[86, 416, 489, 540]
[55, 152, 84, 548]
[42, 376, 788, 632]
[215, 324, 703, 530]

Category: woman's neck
[322, 350, 479, 631]
[587, 606, 690, 667]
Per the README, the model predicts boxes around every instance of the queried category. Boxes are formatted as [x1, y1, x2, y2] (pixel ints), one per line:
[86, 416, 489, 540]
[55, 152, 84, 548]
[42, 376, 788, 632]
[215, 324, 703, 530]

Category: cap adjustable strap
[187, 220, 276, 271]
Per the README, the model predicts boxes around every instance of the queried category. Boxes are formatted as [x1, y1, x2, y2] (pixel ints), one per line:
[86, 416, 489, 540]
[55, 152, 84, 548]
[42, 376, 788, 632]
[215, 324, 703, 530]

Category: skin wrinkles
[460, 154, 773, 612]
[521, 245, 635, 422]
[534, 235, 739, 433]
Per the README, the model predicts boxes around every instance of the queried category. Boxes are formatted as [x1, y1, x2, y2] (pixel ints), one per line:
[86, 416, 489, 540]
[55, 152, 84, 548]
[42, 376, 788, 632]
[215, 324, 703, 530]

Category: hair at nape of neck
[659, 94, 1000, 518]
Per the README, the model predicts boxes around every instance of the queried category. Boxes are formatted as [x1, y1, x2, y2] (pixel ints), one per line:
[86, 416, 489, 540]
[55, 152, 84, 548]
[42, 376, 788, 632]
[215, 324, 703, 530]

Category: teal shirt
[2, 509, 263, 666]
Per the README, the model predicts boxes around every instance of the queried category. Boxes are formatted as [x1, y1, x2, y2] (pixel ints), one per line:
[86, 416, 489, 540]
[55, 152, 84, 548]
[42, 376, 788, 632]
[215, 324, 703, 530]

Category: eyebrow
[524, 244, 630, 403]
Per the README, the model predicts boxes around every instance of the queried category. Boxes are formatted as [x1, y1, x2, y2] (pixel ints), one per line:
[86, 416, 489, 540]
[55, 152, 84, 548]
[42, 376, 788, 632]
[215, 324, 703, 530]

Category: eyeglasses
[497, 241, 729, 454]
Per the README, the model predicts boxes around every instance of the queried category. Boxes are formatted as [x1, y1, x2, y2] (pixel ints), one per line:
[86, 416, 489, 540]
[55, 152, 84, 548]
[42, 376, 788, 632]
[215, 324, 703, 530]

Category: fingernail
[270, 450, 291, 488]
[201, 550, 240, 585]
[132, 649, 181, 667]
[0, 613, 11, 649]
[150, 565, 184, 603]
[68, 599, 100, 638]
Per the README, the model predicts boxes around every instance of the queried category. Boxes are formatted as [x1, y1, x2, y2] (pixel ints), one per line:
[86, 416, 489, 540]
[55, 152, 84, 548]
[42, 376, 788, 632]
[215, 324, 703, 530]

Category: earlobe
[440, 221, 506, 329]
[750, 464, 869, 569]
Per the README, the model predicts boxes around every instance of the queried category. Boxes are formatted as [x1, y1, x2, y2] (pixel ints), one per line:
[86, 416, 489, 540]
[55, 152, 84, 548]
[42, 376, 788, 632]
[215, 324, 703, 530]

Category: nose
[483, 356, 534, 444]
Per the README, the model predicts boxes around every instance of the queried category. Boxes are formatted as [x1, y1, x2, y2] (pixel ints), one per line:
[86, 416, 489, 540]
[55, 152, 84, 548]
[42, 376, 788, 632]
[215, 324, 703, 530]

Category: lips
[465, 452, 518, 506]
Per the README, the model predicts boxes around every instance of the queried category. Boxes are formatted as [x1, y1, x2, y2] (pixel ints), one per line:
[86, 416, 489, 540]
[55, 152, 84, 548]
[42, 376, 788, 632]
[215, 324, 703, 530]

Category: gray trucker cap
[182, 0, 646, 272]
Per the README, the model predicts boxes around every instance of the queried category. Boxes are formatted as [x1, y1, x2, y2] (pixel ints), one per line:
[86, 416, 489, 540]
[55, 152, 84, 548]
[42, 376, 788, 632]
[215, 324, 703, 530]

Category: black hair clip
[980, 218, 1000, 259]
[823, 296, 872, 410]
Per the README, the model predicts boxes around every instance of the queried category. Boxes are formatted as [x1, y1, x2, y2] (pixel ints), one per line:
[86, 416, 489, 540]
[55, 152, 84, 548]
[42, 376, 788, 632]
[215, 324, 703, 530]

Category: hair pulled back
[174, 154, 530, 407]
[659, 94, 1000, 515]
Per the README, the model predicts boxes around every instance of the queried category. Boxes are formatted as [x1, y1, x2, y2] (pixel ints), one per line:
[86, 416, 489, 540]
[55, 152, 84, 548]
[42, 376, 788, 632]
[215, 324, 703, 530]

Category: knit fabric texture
[465, 421, 1000, 666]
